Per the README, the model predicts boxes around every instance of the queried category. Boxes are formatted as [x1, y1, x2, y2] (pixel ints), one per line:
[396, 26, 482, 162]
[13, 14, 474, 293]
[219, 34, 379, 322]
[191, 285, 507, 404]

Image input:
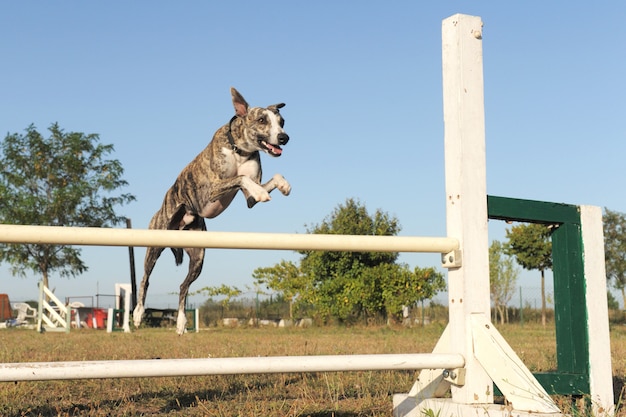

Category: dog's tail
[171, 248, 184, 266]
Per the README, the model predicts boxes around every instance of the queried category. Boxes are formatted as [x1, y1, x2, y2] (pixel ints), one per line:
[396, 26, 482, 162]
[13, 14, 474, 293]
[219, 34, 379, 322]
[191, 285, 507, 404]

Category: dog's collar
[227, 115, 247, 156]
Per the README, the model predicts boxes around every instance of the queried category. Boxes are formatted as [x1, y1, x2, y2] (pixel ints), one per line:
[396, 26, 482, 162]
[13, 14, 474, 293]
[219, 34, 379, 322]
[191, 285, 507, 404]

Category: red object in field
[77, 308, 108, 329]
[0, 294, 12, 321]
[92, 308, 107, 328]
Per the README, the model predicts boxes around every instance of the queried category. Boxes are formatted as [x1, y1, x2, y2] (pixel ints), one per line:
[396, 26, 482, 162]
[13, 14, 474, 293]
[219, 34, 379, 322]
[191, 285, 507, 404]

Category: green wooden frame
[487, 195, 590, 395]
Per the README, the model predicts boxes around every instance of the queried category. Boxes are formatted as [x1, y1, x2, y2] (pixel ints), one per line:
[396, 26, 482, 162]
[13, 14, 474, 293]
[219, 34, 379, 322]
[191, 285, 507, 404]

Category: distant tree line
[2, 124, 625, 328]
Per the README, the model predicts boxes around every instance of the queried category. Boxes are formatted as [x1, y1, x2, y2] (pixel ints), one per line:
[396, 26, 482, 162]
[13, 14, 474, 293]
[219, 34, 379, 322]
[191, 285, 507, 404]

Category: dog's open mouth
[259, 140, 283, 157]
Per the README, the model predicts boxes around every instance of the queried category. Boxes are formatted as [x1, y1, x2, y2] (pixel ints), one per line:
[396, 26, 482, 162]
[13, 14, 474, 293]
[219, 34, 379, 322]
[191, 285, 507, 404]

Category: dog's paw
[273, 174, 291, 196]
[243, 177, 272, 204]
[253, 188, 272, 203]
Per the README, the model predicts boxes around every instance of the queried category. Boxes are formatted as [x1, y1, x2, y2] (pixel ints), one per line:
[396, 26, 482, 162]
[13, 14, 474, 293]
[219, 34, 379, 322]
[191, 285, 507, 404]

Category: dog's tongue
[263, 141, 283, 156]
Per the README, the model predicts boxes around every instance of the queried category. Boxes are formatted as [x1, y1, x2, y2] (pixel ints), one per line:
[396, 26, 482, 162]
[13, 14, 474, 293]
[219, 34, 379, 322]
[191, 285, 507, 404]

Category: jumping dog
[133, 88, 291, 334]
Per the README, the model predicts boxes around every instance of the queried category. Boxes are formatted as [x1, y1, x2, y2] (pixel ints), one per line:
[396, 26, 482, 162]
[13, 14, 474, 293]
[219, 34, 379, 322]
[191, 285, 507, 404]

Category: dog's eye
[257, 117, 266, 124]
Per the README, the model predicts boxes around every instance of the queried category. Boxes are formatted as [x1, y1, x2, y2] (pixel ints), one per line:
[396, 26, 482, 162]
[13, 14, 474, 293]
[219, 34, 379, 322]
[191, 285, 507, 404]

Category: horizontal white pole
[0, 224, 459, 253]
[0, 353, 465, 381]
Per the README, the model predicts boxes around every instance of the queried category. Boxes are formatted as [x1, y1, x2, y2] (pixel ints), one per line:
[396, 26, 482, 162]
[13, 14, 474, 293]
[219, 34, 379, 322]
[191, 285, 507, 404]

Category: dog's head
[230, 87, 289, 157]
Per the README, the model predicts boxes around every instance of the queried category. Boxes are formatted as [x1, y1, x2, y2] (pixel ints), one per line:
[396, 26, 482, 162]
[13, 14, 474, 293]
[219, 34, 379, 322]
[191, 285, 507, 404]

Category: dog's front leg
[201, 175, 272, 217]
[246, 174, 291, 208]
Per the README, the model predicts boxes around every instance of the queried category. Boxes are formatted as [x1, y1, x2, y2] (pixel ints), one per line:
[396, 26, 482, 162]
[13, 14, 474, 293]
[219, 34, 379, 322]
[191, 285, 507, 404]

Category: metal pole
[125, 218, 137, 310]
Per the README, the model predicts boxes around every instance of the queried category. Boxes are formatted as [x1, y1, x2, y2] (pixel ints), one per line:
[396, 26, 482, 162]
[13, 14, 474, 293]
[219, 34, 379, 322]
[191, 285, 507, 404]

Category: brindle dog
[133, 88, 291, 334]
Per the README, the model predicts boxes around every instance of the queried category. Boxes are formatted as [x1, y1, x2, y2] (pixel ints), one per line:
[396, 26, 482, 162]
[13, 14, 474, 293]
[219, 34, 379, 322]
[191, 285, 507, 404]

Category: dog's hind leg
[133, 246, 165, 328]
[176, 246, 205, 335]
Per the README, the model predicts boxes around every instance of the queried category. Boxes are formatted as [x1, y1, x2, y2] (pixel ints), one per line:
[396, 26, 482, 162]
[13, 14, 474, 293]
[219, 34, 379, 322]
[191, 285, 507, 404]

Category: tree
[505, 223, 552, 326]
[192, 284, 242, 315]
[607, 291, 620, 311]
[603, 208, 626, 309]
[0, 124, 136, 289]
[489, 240, 520, 324]
[252, 260, 306, 319]
[193, 284, 243, 324]
[256, 198, 446, 324]
[373, 263, 445, 324]
[299, 198, 400, 323]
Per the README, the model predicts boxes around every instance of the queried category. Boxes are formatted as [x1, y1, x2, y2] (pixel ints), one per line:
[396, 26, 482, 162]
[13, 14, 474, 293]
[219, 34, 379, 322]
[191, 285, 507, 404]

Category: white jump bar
[0, 353, 465, 381]
[0, 224, 459, 253]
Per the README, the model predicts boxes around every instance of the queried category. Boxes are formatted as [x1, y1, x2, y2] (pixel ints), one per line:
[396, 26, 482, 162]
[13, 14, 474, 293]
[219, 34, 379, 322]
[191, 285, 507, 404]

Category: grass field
[0, 323, 624, 417]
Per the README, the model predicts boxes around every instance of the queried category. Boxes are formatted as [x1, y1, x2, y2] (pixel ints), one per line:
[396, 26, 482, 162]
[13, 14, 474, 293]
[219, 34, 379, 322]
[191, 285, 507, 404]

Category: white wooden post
[106, 308, 114, 333]
[580, 206, 614, 415]
[441, 13, 493, 405]
[36, 281, 44, 332]
[115, 283, 132, 333]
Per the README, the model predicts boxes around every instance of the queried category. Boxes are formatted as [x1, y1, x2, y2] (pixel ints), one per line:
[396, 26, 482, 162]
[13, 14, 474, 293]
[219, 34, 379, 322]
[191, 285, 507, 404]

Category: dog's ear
[230, 87, 249, 117]
[268, 103, 286, 114]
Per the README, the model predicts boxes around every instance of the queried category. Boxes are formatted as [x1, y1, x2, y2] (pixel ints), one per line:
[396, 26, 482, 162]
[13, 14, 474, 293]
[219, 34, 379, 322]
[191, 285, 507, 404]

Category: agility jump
[0, 14, 613, 417]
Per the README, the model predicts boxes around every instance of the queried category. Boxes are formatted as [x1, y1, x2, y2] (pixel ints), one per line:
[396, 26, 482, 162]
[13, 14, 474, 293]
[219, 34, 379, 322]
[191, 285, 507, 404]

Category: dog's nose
[278, 133, 289, 145]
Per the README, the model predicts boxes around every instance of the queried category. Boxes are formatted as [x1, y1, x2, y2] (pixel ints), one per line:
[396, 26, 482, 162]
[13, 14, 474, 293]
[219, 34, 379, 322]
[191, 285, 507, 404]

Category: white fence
[36, 282, 71, 333]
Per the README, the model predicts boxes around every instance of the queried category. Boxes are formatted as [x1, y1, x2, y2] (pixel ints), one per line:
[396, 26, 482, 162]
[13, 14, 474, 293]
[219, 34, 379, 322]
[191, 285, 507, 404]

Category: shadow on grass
[5, 388, 227, 417]
[4, 372, 392, 417]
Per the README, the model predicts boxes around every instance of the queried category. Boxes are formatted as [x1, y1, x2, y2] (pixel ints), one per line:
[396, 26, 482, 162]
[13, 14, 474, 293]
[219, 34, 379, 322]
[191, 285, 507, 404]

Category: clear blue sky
[1, 2, 625, 307]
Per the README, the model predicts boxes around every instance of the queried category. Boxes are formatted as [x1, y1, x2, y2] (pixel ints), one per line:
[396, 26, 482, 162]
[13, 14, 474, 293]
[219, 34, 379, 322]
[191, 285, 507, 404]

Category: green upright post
[487, 195, 613, 412]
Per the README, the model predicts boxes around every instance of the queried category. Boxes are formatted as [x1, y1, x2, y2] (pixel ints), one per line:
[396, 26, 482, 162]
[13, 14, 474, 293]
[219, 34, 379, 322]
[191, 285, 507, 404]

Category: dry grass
[0, 323, 623, 416]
